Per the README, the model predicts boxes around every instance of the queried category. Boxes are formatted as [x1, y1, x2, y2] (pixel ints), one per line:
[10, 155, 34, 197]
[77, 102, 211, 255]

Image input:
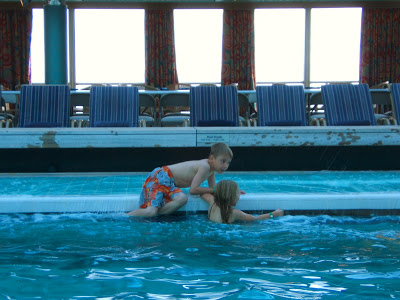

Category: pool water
[1, 213, 399, 299]
[1, 171, 400, 196]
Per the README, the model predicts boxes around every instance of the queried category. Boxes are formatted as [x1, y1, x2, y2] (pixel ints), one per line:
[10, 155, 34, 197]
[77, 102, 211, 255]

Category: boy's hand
[239, 190, 246, 195]
[274, 209, 284, 217]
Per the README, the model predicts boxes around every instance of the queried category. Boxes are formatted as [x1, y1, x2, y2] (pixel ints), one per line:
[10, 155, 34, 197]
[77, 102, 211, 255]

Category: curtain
[360, 8, 400, 87]
[221, 9, 255, 90]
[0, 8, 32, 90]
[145, 9, 178, 89]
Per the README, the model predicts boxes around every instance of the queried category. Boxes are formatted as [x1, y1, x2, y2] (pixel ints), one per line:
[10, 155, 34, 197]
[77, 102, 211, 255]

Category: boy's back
[168, 159, 213, 188]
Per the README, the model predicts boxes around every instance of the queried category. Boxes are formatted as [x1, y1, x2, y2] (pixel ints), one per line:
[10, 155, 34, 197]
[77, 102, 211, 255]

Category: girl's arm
[201, 193, 215, 205]
[233, 209, 284, 222]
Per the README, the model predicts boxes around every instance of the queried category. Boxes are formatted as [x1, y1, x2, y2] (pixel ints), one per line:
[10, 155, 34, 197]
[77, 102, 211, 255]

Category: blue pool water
[1, 171, 400, 195]
[0, 213, 399, 299]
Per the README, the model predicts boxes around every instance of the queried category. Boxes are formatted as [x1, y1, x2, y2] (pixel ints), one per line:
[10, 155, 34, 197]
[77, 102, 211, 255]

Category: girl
[202, 180, 284, 224]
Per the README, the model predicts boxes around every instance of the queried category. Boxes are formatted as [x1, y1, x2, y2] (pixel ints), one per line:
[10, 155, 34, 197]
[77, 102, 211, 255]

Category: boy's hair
[214, 180, 239, 224]
[210, 143, 233, 159]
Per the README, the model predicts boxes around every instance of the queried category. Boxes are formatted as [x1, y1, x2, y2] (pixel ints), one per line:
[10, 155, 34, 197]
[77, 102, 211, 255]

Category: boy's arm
[208, 173, 216, 190]
[189, 164, 214, 195]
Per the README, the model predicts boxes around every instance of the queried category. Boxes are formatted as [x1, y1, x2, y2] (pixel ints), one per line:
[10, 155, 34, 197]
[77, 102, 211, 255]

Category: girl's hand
[273, 209, 284, 217]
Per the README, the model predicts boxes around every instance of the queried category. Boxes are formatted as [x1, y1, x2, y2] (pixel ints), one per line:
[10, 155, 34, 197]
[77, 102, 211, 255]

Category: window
[31, 9, 45, 83]
[174, 9, 223, 84]
[310, 8, 362, 85]
[74, 9, 145, 85]
[255, 9, 305, 84]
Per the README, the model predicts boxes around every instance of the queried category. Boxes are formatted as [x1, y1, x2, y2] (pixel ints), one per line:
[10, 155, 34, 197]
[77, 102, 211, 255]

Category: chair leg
[311, 119, 320, 126]
[139, 119, 146, 127]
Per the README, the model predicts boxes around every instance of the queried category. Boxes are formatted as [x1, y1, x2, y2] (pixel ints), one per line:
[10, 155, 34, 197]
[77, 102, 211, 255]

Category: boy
[127, 143, 233, 217]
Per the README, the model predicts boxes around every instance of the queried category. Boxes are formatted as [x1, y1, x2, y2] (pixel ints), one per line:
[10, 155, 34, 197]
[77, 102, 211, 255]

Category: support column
[44, 4, 68, 84]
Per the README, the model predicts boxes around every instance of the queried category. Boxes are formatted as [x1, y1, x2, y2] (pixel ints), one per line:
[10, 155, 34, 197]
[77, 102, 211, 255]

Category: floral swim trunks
[139, 166, 183, 208]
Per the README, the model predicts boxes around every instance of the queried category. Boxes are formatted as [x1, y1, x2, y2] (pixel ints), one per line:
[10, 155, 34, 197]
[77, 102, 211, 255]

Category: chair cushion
[336, 120, 371, 126]
[24, 122, 62, 128]
[264, 120, 303, 126]
[94, 121, 129, 127]
[197, 120, 236, 127]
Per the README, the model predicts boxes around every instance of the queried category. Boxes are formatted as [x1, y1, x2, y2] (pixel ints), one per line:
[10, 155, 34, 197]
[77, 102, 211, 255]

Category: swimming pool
[1, 213, 399, 299]
[1, 171, 400, 214]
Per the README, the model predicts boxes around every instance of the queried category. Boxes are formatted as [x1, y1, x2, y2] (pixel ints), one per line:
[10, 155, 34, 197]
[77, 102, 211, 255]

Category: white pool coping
[1, 192, 399, 214]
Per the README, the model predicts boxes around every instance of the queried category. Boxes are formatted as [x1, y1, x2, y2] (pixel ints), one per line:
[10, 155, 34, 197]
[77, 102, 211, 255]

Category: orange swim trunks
[139, 166, 183, 208]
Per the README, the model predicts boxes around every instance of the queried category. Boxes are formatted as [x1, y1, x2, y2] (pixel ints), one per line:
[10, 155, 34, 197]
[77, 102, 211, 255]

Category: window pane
[75, 9, 145, 84]
[310, 8, 362, 83]
[174, 9, 223, 84]
[255, 9, 305, 83]
[31, 9, 45, 83]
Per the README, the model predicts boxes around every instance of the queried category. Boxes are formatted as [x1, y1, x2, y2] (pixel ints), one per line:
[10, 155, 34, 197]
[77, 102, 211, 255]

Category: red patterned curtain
[221, 9, 255, 90]
[0, 8, 32, 90]
[360, 8, 400, 86]
[145, 9, 178, 89]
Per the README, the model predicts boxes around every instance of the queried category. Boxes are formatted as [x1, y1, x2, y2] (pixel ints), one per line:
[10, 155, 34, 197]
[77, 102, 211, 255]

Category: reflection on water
[0, 213, 399, 299]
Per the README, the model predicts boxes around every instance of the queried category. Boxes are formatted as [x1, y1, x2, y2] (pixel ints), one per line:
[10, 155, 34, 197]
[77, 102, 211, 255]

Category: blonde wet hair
[210, 143, 233, 159]
[214, 180, 239, 224]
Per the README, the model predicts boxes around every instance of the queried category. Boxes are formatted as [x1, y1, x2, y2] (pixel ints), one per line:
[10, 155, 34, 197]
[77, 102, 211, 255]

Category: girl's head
[214, 180, 239, 223]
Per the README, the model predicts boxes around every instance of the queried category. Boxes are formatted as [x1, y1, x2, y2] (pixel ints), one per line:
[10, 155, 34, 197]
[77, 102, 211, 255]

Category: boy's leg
[158, 192, 188, 215]
[127, 206, 158, 217]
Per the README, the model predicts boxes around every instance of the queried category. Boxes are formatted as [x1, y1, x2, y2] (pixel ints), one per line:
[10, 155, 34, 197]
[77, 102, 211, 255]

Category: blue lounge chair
[320, 84, 376, 126]
[190, 86, 239, 127]
[89, 86, 139, 127]
[389, 83, 400, 125]
[256, 85, 307, 126]
[19, 85, 70, 128]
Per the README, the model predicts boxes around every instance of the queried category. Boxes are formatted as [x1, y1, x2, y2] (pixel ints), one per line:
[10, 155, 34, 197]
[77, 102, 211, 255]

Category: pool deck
[1, 126, 400, 172]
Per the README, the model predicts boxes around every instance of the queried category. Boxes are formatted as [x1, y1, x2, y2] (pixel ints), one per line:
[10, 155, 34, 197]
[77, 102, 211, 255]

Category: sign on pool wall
[198, 134, 230, 144]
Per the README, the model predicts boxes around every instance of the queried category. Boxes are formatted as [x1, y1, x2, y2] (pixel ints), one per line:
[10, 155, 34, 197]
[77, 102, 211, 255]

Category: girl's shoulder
[208, 203, 223, 223]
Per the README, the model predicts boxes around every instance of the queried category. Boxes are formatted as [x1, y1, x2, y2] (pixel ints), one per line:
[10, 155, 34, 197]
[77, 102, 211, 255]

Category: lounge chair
[19, 85, 70, 128]
[389, 83, 400, 125]
[238, 93, 253, 126]
[320, 84, 376, 126]
[308, 92, 324, 126]
[256, 85, 307, 126]
[139, 93, 157, 127]
[0, 87, 15, 128]
[70, 92, 90, 127]
[370, 89, 392, 125]
[190, 86, 239, 127]
[159, 93, 190, 127]
[89, 86, 140, 127]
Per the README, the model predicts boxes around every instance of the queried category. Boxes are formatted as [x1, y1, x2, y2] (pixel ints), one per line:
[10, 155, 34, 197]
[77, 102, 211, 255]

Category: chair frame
[139, 93, 157, 127]
[159, 93, 190, 127]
